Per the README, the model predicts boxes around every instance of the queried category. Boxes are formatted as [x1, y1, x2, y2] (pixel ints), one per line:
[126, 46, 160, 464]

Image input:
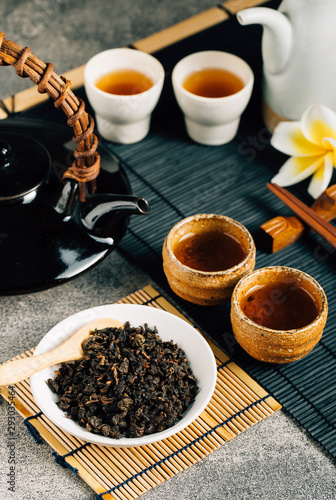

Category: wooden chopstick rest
[260, 184, 336, 252]
[266, 183, 336, 249]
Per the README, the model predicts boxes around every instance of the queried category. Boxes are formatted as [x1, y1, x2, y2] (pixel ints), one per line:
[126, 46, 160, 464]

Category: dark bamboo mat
[109, 5, 336, 458]
[0, 286, 280, 499]
[6, 0, 336, 459]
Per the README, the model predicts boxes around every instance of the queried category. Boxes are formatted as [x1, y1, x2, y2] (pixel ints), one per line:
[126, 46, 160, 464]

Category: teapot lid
[0, 132, 50, 202]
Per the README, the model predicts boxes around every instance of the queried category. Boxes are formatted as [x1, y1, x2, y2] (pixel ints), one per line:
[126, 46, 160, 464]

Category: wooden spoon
[0, 318, 123, 387]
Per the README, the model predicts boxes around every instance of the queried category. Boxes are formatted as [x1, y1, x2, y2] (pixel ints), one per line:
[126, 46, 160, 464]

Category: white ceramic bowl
[30, 304, 217, 447]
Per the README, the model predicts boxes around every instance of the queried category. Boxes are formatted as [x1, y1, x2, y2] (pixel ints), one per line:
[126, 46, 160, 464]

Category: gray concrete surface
[0, 1, 335, 499]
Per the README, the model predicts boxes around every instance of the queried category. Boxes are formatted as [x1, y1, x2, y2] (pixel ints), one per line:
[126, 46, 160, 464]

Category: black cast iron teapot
[0, 33, 150, 294]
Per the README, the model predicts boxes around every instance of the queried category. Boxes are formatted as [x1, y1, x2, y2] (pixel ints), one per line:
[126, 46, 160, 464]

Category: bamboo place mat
[0, 285, 280, 500]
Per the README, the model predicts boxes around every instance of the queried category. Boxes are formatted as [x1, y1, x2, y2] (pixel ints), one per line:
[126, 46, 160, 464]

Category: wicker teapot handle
[0, 32, 99, 202]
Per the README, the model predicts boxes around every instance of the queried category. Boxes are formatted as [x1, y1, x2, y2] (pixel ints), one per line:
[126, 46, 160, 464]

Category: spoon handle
[0, 318, 124, 387]
[0, 344, 82, 387]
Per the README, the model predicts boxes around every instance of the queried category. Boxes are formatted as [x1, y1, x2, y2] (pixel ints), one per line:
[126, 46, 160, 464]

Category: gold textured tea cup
[162, 214, 256, 306]
[231, 266, 328, 363]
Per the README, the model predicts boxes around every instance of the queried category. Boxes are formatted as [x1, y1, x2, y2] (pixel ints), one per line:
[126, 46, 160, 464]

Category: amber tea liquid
[172, 229, 246, 272]
[241, 281, 319, 330]
[95, 69, 153, 95]
[182, 67, 244, 98]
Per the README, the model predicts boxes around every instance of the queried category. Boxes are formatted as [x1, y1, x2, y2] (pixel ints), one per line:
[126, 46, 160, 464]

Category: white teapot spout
[237, 7, 292, 74]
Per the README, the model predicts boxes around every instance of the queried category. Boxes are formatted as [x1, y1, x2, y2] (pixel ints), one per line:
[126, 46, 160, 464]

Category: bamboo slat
[222, 0, 269, 14]
[129, 8, 228, 54]
[0, 285, 280, 500]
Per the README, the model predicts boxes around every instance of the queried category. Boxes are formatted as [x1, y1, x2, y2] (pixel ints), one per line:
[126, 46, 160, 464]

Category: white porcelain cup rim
[85, 48, 165, 99]
[172, 50, 254, 102]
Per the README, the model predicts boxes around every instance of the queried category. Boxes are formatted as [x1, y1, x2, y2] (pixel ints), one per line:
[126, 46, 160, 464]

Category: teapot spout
[237, 7, 292, 74]
[81, 194, 150, 239]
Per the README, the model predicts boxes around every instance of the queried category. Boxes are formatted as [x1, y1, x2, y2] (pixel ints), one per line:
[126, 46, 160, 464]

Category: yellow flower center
[310, 119, 336, 147]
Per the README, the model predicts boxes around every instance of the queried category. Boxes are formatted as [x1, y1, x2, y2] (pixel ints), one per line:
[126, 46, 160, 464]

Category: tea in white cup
[95, 69, 154, 96]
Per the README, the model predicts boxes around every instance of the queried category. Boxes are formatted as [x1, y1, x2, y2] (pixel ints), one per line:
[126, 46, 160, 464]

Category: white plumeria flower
[271, 104, 336, 199]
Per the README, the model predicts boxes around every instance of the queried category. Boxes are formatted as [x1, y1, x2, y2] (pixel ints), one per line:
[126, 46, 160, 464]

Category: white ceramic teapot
[237, 0, 336, 131]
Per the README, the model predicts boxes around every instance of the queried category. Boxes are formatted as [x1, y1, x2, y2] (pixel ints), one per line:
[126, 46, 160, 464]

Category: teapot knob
[0, 140, 11, 169]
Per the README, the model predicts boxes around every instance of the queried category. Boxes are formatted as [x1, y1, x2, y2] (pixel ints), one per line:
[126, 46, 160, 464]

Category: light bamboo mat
[0, 286, 281, 500]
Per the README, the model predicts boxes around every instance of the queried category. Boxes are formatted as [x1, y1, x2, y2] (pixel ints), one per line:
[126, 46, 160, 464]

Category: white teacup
[172, 51, 254, 146]
[84, 48, 165, 144]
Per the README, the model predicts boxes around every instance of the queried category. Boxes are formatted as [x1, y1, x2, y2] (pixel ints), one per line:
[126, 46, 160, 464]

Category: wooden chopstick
[267, 183, 336, 249]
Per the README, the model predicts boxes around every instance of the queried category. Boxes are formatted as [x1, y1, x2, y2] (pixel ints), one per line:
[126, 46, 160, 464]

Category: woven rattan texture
[0, 286, 280, 500]
[0, 32, 99, 200]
